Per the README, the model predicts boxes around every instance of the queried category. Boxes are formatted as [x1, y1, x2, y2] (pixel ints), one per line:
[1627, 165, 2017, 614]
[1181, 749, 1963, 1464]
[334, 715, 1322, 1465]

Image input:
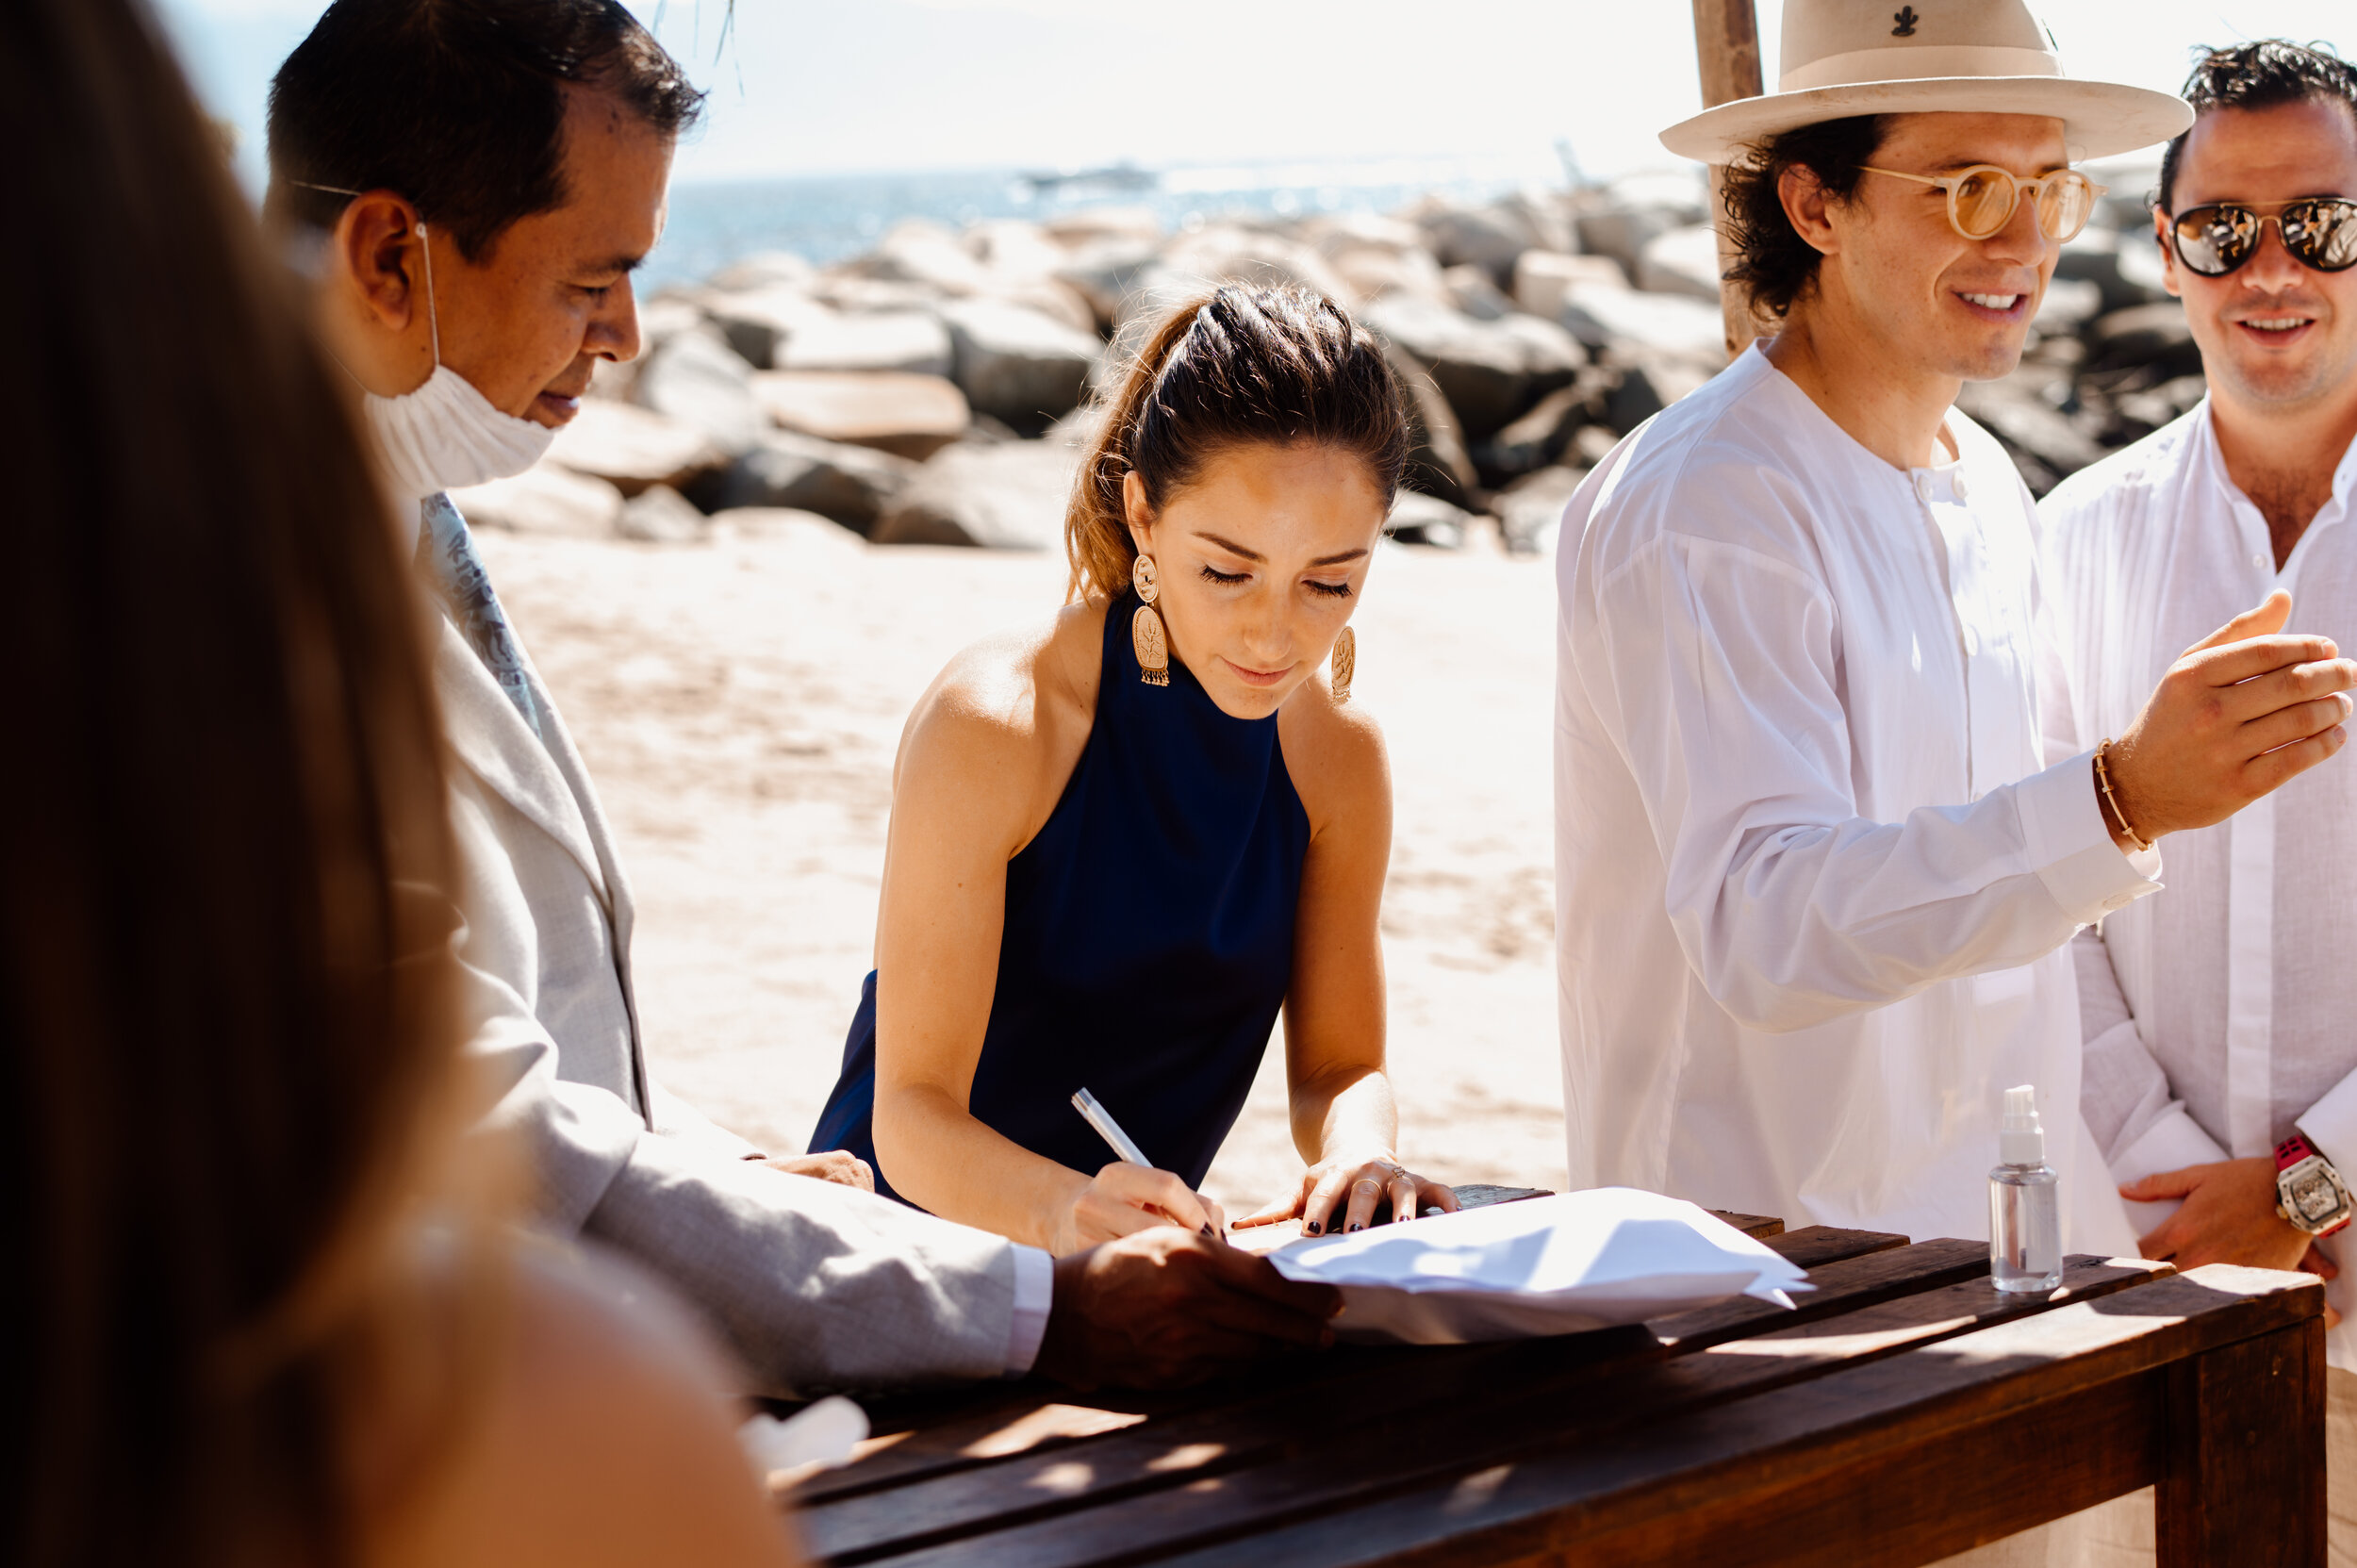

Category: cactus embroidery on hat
[1892, 7, 1919, 36]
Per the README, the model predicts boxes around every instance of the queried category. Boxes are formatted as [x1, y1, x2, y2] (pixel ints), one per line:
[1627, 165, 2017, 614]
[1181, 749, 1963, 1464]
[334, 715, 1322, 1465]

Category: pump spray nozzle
[1999, 1084, 2046, 1167]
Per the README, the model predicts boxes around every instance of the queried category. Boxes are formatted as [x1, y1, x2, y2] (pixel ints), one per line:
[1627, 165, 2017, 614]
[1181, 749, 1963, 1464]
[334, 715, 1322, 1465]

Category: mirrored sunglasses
[1860, 164, 2104, 243]
[2167, 199, 2357, 277]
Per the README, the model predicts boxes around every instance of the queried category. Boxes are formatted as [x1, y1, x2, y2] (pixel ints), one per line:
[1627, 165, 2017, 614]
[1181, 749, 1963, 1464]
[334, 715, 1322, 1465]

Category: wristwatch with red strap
[2276, 1131, 2355, 1237]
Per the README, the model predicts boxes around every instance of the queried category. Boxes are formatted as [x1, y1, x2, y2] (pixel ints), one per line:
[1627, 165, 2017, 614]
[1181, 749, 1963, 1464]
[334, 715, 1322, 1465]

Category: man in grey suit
[265, 0, 1340, 1396]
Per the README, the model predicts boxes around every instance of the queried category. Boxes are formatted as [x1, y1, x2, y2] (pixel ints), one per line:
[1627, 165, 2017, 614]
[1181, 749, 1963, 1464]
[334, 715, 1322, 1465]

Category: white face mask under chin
[359, 221, 555, 506]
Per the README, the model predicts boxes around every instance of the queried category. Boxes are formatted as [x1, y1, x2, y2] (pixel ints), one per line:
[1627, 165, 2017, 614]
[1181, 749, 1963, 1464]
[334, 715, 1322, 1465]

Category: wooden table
[778, 1216, 2327, 1566]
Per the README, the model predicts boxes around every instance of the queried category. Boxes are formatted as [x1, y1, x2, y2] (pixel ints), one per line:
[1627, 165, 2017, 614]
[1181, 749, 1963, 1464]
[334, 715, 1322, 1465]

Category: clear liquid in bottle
[1989, 1161, 2062, 1294]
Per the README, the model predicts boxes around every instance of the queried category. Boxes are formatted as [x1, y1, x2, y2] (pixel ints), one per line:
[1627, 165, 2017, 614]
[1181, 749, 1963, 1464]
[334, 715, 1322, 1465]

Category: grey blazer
[437, 526, 1020, 1397]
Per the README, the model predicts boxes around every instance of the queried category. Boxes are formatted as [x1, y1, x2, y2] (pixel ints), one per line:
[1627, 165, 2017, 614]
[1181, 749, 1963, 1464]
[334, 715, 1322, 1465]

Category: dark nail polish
[1347, 1222, 1363, 1232]
[1200, 1224, 1214, 1238]
[1305, 1221, 1320, 1234]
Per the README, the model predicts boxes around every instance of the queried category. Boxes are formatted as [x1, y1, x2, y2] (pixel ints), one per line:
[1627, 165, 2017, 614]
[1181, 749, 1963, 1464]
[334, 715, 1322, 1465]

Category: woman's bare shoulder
[371, 1246, 800, 1568]
[892, 601, 1107, 831]
[1277, 672, 1392, 835]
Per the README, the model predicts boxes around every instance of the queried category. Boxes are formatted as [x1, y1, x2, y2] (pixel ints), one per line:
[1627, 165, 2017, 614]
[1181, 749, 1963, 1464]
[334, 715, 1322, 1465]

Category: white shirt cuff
[1003, 1243, 1054, 1378]
[2299, 1076, 2357, 1180]
[2113, 1104, 2231, 1185]
[2016, 750, 2162, 924]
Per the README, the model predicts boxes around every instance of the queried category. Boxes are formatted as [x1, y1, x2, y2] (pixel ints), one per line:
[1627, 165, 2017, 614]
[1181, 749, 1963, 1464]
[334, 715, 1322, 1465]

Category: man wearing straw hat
[1556, 4, 2352, 1529]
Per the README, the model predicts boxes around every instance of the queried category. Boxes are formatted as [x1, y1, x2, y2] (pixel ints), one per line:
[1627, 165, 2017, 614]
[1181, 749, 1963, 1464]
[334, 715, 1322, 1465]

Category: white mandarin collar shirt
[1556, 345, 2156, 1255]
[2040, 401, 2357, 1367]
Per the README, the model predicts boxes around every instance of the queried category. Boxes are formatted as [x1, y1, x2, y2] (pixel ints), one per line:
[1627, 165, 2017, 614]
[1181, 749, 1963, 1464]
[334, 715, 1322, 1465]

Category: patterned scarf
[414, 492, 542, 737]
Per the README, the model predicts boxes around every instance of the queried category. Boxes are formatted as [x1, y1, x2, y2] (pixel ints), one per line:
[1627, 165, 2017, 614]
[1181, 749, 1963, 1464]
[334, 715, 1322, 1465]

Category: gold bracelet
[2094, 739, 2152, 852]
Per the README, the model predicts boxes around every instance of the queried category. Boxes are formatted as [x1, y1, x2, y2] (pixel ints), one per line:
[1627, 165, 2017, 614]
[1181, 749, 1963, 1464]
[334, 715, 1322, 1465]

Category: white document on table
[1265, 1188, 1813, 1345]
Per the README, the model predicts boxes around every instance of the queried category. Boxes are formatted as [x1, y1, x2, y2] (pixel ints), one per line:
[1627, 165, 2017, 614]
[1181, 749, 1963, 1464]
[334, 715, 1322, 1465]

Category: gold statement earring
[1131, 553, 1170, 686]
[1330, 626, 1355, 703]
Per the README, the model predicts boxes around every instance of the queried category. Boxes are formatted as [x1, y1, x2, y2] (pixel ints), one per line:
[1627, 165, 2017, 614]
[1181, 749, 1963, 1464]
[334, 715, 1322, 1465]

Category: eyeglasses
[2165, 199, 2357, 276]
[1859, 164, 2105, 242]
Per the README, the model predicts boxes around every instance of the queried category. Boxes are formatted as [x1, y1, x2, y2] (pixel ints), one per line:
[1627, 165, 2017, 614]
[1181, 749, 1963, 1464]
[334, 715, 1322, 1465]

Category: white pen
[1070, 1086, 1150, 1165]
[1070, 1087, 1221, 1237]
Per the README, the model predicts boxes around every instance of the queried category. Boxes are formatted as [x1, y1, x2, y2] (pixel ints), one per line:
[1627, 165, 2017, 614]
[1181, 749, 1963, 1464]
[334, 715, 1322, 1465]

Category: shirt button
[1914, 473, 1933, 503]
[1953, 474, 1970, 501]
[2253, 553, 2269, 569]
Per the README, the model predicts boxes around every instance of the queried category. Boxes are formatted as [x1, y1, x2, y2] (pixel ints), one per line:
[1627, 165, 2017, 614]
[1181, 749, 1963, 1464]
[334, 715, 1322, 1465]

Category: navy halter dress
[809, 591, 1312, 1203]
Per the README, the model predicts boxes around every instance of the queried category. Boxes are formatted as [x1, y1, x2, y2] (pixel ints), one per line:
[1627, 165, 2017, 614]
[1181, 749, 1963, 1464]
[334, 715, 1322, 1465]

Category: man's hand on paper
[763, 1150, 876, 1192]
[2103, 590, 2357, 849]
[2120, 1155, 2342, 1326]
[1032, 1229, 1342, 1390]
[1235, 1151, 1459, 1236]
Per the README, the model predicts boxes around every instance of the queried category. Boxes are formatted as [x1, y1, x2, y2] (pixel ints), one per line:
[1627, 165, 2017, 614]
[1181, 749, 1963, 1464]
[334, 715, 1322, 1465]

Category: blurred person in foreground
[267, 0, 1340, 1396]
[2040, 40, 2357, 1557]
[2, 1, 798, 1563]
[1556, 2, 2357, 1298]
[809, 286, 1459, 1248]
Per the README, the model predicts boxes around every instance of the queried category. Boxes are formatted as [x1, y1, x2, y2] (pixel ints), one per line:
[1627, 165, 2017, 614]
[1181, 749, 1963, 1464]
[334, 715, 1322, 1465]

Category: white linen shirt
[1555, 345, 2156, 1253]
[2039, 401, 2357, 1368]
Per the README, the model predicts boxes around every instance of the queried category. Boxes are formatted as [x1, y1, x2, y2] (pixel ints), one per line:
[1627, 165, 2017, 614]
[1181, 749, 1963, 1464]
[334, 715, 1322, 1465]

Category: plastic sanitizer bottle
[1989, 1085, 2063, 1294]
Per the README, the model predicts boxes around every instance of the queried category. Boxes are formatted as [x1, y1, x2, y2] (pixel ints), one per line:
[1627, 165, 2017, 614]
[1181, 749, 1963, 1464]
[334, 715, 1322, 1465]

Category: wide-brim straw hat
[1661, 0, 2192, 165]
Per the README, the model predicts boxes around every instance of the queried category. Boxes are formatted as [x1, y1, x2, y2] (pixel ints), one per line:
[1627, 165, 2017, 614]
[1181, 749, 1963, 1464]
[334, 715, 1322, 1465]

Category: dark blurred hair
[1721, 115, 1889, 319]
[266, 0, 703, 261]
[3, 1, 470, 1563]
[1067, 285, 1409, 602]
[2159, 40, 2357, 212]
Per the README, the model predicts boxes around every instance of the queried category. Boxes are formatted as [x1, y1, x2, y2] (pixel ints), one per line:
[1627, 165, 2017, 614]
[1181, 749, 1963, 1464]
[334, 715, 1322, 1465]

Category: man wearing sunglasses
[2041, 40, 2357, 1547]
[1555, 0, 2357, 1433]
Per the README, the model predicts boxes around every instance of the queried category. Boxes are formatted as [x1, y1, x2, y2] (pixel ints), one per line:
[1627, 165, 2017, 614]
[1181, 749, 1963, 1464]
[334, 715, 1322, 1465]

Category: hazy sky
[160, 0, 2356, 187]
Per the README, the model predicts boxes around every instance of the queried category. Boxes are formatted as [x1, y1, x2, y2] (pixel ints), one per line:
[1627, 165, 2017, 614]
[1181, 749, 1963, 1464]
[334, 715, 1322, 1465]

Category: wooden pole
[1690, 0, 1766, 360]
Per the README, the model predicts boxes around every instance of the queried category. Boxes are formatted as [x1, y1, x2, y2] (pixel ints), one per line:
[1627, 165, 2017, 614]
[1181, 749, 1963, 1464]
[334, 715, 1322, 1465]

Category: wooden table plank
[802, 1252, 2160, 1565]
[1134, 1264, 2319, 1568]
[793, 1239, 1983, 1542]
[1708, 1211, 1785, 1239]
[794, 1226, 1921, 1508]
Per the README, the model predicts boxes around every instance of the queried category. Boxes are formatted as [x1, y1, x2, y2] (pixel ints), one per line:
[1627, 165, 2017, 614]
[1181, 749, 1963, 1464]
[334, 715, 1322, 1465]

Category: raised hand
[2103, 589, 2357, 847]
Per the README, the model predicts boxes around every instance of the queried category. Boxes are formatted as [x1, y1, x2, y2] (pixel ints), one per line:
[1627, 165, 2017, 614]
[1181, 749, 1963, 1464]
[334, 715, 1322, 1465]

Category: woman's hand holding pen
[1235, 1150, 1458, 1236]
[1050, 1163, 1228, 1256]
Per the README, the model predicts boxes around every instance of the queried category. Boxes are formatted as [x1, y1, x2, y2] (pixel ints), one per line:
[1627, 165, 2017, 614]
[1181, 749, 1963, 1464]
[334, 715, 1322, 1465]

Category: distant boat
[1014, 162, 1158, 198]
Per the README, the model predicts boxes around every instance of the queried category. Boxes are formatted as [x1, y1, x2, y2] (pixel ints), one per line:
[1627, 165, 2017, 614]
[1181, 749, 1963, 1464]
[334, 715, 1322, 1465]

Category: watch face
[2287, 1164, 2349, 1227]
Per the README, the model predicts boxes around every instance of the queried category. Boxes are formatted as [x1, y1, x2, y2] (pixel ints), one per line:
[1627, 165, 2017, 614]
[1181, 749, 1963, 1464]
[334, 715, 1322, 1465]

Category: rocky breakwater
[452, 171, 2202, 556]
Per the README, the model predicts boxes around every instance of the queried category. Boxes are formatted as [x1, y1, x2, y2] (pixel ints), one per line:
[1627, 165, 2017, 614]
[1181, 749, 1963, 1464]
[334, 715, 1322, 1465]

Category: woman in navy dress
[811, 285, 1456, 1254]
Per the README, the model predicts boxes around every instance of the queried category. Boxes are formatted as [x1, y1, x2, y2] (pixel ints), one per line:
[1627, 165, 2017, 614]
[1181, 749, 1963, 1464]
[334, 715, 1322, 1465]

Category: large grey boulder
[1442, 264, 1517, 322]
[545, 398, 728, 495]
[1411, 193, 1574, 288]
[618, 484, 710, 544]
[1156, 225, 1353, 306]
[775, 308, 954, 377]
[1495, 464, 1589, 556]
[1362, 294, 1583, 437]
[450, 464, 625, 538]
[1386, 347, 1477, 508]
[1387, 489, 1475, 550]
[707, 251, 816, 292]
[701, 283, 833, 370]
[750, 370, 971, 461]
[1633, 225, 1724, 302]
[1601, 351, 1715, 434]
[2085, 302, 2201, 382]
[2056, 228, 2171, 316]
[872, 440, 1076, 550]
[690, 429, 920, 534]
[633, 324, 763, 454]
[1051, 237, 1166, 332]
[938, 298, 1104, 435]
[1512, 250, 1628, 319]
[1556, 283, 1728, 363]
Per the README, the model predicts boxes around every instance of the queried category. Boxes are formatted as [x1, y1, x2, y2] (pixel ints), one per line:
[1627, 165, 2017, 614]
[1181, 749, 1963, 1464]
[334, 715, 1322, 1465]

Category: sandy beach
[479, 515, 1569, 1219]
